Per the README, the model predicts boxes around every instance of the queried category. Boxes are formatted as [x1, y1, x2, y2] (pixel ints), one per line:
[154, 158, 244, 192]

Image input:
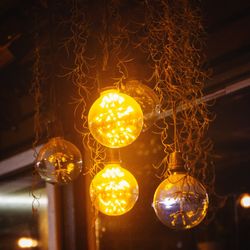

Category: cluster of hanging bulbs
[88, 88, 209, 229]
[88, 88, 143, 216]
[35, 86, 209, 230]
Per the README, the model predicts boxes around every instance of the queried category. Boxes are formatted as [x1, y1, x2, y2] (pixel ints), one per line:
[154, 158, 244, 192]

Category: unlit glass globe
[153, 173, 208, 229]
[88, 89, 143, 148]
[35, 137, 82, 185]
[122, 80, 161, 131]
[90, 163, 139, 216]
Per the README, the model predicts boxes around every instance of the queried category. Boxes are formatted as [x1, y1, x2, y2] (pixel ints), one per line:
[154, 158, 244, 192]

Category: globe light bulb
[121, 80, 161, 131]
[88, 89, 143, 148]
[35, 137, 82, 185]
[153, 152, 209, 230]
[90, 163, 139, 216]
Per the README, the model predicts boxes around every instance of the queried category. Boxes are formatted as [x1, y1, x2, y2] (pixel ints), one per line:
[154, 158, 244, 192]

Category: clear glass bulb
[121, 80, 161, 131]
[90, 163, 139, 216]
[35, 137, 82, 185]
[88, 89, 143, 148]
[153, 173, 208, 230]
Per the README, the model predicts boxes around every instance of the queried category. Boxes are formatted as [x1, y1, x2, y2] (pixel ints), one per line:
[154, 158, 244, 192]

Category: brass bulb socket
[168, 151, 186, 172]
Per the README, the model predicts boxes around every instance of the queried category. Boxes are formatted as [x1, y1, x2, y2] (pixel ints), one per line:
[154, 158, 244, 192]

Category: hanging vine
[60, 0, 135, 175]
[140, 0, 215, 195]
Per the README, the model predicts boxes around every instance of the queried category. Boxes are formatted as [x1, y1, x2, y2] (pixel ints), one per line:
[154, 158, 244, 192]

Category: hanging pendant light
[88, 89, 143, 148]
[35, 137, 83, 185]
[90, 161, 139, 216]
[153, 152, 209, 230]
[121, 80, 161, 131]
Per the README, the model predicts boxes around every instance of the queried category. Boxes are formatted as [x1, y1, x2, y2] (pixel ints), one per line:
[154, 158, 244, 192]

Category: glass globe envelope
[90, 163, 139, 216]
[88, 89, 143, 148]
[35, 137, 83, 185]
[121, 80, 161, 131]
[153, 152, 209, 229]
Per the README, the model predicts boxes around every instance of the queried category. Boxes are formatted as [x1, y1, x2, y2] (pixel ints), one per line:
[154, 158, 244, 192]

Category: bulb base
[168, 151, 185, 172]
[98, 70, 117, 92]
[106, 149, 122, 164]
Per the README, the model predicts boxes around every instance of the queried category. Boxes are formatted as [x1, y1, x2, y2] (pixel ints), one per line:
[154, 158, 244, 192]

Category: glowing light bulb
[17, 237, 38, 248]
[88, 89, 143, 148]
[239, 193, 250, 208]
[153, 152, 208, 230]
[90, 163, 139, 216]
[35, 137, 82, 185]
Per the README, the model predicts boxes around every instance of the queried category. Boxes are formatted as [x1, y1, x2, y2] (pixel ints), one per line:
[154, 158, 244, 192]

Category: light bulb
[121, 80, 161, 131]
[153, 152, 208, 230]
[88, 89, 143, 148]
[153, 173, 209, 229]
[35, 137, 82, 185]
[90, 163, 139, 216]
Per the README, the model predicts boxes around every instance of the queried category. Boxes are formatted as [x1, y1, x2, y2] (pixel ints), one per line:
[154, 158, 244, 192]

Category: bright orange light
[88, 89, 143, 148]
[240, 193, 250, 208]
[90, 163, 139, 216]
[17, 237, 38, 248]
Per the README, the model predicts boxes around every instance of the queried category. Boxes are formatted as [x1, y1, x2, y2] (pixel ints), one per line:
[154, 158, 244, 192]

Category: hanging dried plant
[62, 0, 135, 175]
[140, 0, 215, 194]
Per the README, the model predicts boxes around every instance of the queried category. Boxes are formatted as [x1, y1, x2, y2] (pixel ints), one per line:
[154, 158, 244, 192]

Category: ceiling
[0, 0, 250, 249]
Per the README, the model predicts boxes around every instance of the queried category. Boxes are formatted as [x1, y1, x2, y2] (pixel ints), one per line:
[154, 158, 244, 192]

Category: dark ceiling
[0, 0, 250, 249]
[0, 0, 249, 184]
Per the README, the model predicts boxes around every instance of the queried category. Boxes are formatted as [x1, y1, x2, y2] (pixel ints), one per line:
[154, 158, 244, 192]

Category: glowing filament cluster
[90, 163, 139, 216]
[47, 152, 75, 178]
[153, 173, 208, 229]
[88, 89, 143, 148]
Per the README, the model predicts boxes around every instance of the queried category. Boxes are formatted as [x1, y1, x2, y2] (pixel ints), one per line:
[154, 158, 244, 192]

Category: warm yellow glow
[17, 237, 38, 248]
[240, 193, 250, 208]
[90, 163, 139, 216]
[88, 89, 143, 148]
[153, 173, 209, 230]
